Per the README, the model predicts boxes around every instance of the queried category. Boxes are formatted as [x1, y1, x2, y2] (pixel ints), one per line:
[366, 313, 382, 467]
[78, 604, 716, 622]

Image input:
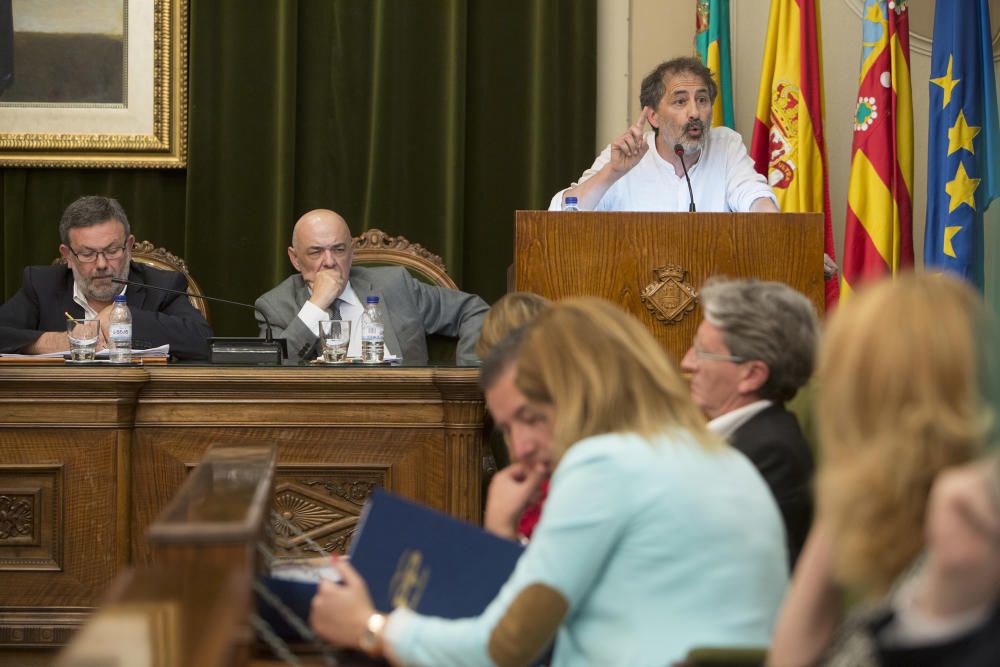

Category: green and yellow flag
[695, 0, 734, 128]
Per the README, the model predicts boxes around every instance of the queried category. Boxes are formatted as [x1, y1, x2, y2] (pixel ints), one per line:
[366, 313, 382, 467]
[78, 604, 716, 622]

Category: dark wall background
[0, 0, 596, 336]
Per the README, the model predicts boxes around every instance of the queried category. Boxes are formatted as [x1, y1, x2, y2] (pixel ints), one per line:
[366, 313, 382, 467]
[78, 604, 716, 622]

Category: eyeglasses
[691, 347, 747, 363]
[69, 245, 127, 264]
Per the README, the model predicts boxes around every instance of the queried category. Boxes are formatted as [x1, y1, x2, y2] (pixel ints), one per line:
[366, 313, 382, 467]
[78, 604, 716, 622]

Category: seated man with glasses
[0, 195, 212, 359]
[680, 277, 819, 570]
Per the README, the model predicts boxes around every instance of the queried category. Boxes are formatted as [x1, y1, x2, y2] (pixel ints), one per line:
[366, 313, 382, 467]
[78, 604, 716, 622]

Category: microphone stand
[112, 278, 286, 364]
[673, 143, 697, 212]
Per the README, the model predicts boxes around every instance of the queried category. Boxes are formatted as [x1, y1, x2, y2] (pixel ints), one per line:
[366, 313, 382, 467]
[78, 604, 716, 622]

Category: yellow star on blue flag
[924, 0, 1000, 289]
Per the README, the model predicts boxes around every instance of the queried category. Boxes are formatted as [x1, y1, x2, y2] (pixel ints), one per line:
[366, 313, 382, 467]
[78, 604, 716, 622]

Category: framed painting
[0, 0, 187, 168]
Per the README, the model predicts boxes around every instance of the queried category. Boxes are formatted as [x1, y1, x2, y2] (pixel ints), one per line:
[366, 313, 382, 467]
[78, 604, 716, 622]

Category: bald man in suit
[255, 209, 488, 363]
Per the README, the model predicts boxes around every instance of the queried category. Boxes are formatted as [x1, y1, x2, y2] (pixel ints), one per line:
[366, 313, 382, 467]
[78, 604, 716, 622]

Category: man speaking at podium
[549, 57, 777, 214]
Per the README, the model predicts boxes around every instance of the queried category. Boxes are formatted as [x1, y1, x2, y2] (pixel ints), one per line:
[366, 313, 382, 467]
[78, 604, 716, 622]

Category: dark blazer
[730, 403, 814, 569]
[0, 262, 212, 360]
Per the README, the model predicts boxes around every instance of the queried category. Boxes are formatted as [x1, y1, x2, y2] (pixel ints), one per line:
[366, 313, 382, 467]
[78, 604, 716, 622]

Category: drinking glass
[319, 320, 350, 362]
[67, 318, 100, 361]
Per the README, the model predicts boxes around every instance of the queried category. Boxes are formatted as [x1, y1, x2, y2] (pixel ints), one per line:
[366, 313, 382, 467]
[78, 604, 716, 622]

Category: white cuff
[383, 606, 418, 658]
[297, 300, 328, 337]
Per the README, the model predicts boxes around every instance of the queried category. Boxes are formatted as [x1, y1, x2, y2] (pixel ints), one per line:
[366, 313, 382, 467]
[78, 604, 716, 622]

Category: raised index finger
[634, 107, 650, 131]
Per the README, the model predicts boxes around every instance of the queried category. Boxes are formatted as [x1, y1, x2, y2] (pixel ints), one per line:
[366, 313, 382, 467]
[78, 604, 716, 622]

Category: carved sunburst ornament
[271, 491, 340, 536]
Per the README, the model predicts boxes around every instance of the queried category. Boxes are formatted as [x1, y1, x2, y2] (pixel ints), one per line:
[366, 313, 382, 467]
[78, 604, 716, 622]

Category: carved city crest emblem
[640, 265, 698, 325]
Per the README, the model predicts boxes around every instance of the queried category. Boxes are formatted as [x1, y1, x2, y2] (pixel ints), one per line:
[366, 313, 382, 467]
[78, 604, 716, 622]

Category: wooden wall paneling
[0, 367, 146, 652]
[132, 366, 485, 564]
[0, 364, 487, 659]
[435, 368, 490, 524]
[515, 211, 824, 361]
[54, 566, 249, 667]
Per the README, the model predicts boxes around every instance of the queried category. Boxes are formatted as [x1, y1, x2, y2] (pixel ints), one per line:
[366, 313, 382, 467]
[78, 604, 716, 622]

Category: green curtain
[1, 0, 596, 336]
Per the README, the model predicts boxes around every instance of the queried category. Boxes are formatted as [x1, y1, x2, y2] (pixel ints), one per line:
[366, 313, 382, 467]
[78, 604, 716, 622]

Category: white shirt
[707, 400, 773, 440]
[73, 282, 127, 319]
[296, 281, 394, 358]
[548, 127, 777, 213]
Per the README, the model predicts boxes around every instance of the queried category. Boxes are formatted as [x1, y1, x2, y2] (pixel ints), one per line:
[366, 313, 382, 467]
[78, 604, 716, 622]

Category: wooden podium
[514, 211, 825, 360]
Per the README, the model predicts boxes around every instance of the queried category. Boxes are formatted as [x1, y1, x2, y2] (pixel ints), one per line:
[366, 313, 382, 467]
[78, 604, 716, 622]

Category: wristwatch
[359, 612, 387, 658]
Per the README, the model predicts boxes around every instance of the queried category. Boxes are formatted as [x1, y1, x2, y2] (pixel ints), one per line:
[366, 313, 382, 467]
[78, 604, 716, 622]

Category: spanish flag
[749, 0, 838, 306]
[695, 0, 734, 129]
[841, 0, 913, 298]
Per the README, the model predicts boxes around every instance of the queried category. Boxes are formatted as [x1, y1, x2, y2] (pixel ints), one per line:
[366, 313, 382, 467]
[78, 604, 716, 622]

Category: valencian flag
[924, 0, 1000, 289]
[840, 0, 913, 298]
[695, 0, 734, 129]
[750, 0, 838, 306]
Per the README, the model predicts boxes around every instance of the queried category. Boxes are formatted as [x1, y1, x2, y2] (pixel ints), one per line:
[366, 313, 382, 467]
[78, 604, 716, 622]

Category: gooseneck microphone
[110, 277, 277, 343]
[673, 143, 696, 213]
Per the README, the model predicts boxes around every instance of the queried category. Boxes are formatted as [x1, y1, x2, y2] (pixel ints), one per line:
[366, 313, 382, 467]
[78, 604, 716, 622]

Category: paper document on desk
[0, 344, 170, 359]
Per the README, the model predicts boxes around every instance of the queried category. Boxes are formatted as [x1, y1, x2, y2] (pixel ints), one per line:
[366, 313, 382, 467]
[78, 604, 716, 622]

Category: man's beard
[677, 118, 710, 156]
[73, 258, 129, 302]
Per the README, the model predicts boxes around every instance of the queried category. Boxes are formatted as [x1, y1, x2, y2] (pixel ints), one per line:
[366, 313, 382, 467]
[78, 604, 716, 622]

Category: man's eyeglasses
[692, 347, 747, 363]
[69, 246, 127, 264]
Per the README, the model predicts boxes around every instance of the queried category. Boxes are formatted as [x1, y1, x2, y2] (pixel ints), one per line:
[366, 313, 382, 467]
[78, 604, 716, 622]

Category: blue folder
[257, 488, 525, 641]
[350, 488, 525, 618]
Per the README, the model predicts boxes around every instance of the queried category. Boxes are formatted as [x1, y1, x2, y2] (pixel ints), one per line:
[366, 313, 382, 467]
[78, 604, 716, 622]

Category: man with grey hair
[681, 277, 818, 568]
[0, 195, 212, 359]
[549, 56, 777, 213]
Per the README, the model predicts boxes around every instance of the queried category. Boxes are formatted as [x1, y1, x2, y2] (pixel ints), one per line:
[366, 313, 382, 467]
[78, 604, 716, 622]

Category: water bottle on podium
[562, 195, 580, 211]
[108, 294, 132, 363]
[360, 296, 385, 363]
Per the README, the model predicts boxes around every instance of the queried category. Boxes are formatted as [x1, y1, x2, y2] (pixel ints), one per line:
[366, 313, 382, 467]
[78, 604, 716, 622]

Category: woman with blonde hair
[476, 292, 553, 539]
[475, 291, 551, 359]
[312, 297, 788, 666]
[770, 272, 999, 666]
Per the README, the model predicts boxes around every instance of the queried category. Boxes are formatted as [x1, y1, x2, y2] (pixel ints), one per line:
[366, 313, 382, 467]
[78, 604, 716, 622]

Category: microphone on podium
[673, 143, 697, 213]
[111, 277, 286, 363]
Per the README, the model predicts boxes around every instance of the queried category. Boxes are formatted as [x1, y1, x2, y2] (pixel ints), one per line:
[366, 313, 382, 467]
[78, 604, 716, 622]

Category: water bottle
[562, 195, 580, 211]
[360, 296, 385, 363]
[108, 294, 132, 363]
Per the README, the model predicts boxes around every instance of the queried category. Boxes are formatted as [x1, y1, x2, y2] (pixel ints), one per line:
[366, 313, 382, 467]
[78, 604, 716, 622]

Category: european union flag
[924, 0, 1000, 289]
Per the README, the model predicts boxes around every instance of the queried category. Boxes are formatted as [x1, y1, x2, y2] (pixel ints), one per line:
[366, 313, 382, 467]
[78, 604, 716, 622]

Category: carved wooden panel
[271, 465, 388, 556]
[0, 466, 63, 571]
[131, 366, 485, 564]
[0, 368, 152, 655]
[0, 364, 485, 657]
[515, 211, 825, 361]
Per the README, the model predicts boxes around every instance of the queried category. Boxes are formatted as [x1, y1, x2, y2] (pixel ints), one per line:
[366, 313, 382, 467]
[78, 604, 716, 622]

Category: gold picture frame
[0, 0, 188, 168]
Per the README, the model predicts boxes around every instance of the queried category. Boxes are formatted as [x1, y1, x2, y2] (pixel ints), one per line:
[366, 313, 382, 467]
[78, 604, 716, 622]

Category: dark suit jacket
[0, 262, 213, 360]
[730, 403, 814, 569]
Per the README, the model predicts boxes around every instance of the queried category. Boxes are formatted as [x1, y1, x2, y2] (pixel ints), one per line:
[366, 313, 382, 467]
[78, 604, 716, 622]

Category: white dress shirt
[548, 127, 777, 213]
[707, 400, 773, 440]
[296, 281, 394, 358]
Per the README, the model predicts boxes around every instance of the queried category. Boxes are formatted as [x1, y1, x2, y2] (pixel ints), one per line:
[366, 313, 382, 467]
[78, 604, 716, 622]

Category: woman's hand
[309, 556, 377, 649]
[484, 461, 548, 541]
